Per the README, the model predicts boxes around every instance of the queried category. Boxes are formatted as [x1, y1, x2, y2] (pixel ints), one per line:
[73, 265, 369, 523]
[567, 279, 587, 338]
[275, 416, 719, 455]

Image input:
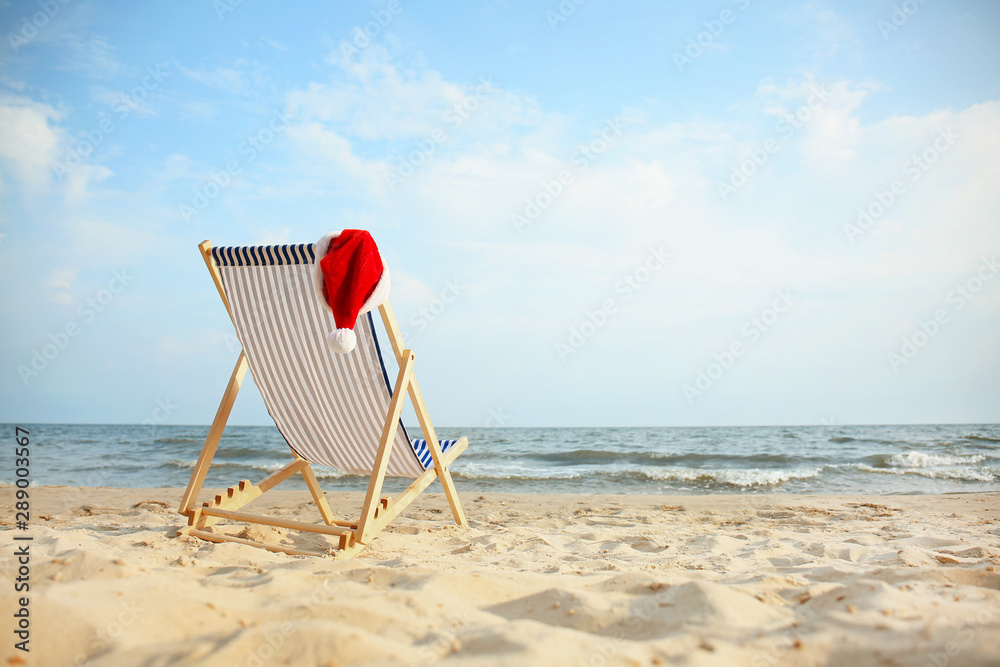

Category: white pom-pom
[327, 328, 357, 353]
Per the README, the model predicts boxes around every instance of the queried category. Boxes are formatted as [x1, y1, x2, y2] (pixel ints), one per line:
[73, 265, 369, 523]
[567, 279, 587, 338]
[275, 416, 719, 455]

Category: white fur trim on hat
[310, 230, 342, 314]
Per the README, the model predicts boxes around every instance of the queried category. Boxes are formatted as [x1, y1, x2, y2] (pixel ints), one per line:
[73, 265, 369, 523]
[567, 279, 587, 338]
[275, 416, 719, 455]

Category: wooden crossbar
[198, 507, 353, 536]
[186, 529, 330, 557]
[178, 351, 249, 515]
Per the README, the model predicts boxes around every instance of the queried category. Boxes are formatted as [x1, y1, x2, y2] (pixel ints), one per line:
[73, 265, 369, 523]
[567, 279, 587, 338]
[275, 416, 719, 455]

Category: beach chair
[176, 240, 468, 558]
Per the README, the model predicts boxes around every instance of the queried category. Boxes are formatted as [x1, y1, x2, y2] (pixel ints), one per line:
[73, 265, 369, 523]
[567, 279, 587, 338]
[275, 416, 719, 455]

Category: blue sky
[1, 0, 998, 428]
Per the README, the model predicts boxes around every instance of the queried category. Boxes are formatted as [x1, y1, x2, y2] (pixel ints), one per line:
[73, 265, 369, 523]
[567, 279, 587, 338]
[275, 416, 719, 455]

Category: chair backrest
[210, 243, 427, 478]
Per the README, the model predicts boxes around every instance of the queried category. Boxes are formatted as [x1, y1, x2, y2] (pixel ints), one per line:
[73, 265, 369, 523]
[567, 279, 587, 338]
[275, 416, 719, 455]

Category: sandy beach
[2, 488, 999, 666]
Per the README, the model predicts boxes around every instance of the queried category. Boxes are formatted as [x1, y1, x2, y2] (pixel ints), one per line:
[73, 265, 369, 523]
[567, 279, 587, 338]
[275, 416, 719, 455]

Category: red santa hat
[311, 230, 391, 353]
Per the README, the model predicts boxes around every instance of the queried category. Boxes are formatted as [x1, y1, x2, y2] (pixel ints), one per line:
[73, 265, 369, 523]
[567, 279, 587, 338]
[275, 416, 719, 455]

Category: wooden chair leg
[377, 301, 467, 526]
[299, 459, 336, 525]
[410, 393, 466, 526]
[353, 436, 469, 543]
[425, 435, 467, 526]
[178, 351, 249, 514]
[357, 349, 415, 543]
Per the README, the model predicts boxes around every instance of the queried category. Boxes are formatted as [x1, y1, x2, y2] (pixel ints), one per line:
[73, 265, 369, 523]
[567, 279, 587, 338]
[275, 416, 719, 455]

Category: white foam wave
[455, 466, 822, 486]
[858, 465, 997, 482]
[888, 452, 986, 468]
[454, 469, 584, 481]
[643, 467, 822, 487]
[311, 468, 353, 479]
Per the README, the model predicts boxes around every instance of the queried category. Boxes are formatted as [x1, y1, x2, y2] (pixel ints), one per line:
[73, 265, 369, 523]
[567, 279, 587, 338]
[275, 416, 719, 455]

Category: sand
[2, 488, 999, 666]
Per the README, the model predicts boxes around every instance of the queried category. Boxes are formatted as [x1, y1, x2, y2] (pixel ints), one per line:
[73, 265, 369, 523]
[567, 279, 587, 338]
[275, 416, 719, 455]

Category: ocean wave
[884, 452, 986, 468]
[828, 436, 916, 447]
[528, 449, 806, 466]
[310, 468, 354, 479]
[165, 460, 291, 473]
[640, 467, 822, 487]
[857, 465, 997, 483]
[528, 449, 631, 463]
[453, 466, 821, 487]
[452, 470, 584, 481]
[965, 434, 1000, 443]
[153, 438, 198, 445]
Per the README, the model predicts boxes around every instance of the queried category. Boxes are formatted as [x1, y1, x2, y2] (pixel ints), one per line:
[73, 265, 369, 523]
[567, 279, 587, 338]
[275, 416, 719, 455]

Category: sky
[0, 0, 998, 428]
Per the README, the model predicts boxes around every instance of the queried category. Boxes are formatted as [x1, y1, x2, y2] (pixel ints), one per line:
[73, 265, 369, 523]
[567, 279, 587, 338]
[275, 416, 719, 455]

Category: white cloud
[259, 36, 289, 52]
[0, 94, 65, 195]
[278, 52, 998, 310]
[290, 45, 551, 144]
[270, 50, 1000, 420]
[55, 34, 125, 79]
[48, 268, 76, 304]
[0, 94, 119, 201]
[176, 61, 255, 96]
[284, 121, 380, 193]
[630, 159, 674, 211]
[90, 87, 158, 117]
[781, 2, 864, 60]
[48, 268, 76, 289]
[278, 46, 580, 226]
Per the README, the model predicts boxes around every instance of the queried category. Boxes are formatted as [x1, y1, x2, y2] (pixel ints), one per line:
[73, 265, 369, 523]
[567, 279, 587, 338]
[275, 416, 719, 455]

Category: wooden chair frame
[176, 241, 468, 558]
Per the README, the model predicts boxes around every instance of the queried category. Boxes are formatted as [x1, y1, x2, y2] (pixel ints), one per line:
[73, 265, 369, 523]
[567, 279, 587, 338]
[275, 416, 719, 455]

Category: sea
[7, 423, 999, 496]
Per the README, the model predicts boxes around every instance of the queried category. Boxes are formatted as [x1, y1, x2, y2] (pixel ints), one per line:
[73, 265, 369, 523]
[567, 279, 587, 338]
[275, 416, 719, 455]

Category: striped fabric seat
[411, 439, 460, 470]
[211, 243, 449, 478]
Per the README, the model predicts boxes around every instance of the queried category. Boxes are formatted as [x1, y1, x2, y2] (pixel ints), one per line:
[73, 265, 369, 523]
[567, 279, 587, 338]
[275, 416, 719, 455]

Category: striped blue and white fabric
[211, 243, 457, 478]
